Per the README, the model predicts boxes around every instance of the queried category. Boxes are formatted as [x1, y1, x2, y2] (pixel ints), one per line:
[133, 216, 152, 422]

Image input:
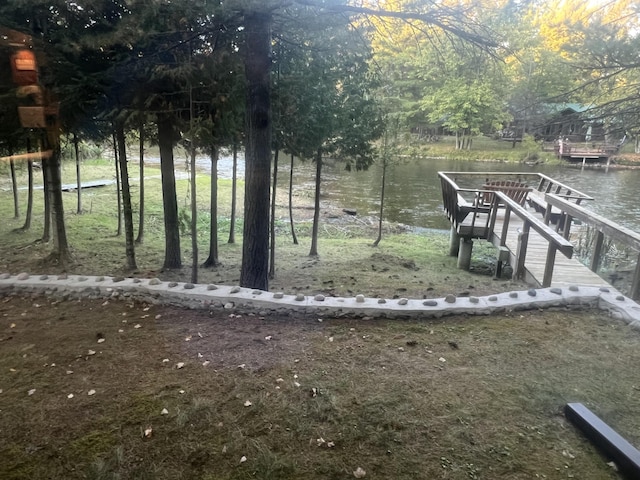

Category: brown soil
[1, 292, 638, 479]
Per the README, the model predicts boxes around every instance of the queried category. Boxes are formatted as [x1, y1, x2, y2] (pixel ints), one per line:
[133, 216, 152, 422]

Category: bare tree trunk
[227, 142, 238, 244]
[288, 153, 298, 245]
[189, 143, 198, 283]
[269, 148, 279, 279]
[21, 159, 34, 231]
[20, 137, 34, 231]
[10, 159, 19, 219]
[135, 121, 145, 244]
[44, 135, 71, 266]
[116, 121, 137, 270]
[203, 146, 220, 267]
[157, 114, 182, 270]
[372, 155, 387, 247]
[41, 136, 50, 243]
[309, 147, 322, 257]
[73, 132, 82, 214]
[112, 130, 122, 236]
[240, 11, 272, 290]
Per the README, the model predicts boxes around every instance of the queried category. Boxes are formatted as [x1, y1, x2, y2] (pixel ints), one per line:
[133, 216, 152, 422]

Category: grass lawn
[1, 154, 639, 479]
[1, 294, 638, 479]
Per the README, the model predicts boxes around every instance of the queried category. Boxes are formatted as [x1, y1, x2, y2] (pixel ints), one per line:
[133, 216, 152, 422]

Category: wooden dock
[491, 210, 607, 288]
[439, 172, 625, 294]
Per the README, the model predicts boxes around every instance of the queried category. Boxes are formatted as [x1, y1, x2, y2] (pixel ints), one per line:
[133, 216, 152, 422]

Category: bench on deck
[478, 180, 532, 207]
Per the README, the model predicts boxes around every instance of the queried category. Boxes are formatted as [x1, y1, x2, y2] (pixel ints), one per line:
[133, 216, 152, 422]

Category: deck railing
[545, 194, 640, 299]
[439, 171, 576, 286]
[488, 192, 574, 287]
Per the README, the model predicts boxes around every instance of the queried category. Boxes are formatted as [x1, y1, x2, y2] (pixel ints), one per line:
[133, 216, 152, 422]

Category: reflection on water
[156, 153, 640, 232]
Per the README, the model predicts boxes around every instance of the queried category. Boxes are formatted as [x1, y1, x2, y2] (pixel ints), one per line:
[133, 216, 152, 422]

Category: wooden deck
[488, 209, 607, 288]
[439, 171, 614, 291]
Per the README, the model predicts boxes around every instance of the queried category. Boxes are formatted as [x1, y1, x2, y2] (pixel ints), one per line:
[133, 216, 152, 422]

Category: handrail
[545, 193, 640, 299]
[439, 171, 575, 287]
[535, 173, 594, 203]
[545, 194, 640, 249]
[438, 171, 594, 203]
[489, 191, 574, 287]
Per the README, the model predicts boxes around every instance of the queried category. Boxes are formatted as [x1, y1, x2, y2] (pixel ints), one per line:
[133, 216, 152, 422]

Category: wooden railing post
[630, 252, 640, 301]
[591, 230, 605, 272]
[562, 214, 573, 239]
[543, 244, 558, 287]
[501, 206, 511, 247]
[514, 221, 530, 280]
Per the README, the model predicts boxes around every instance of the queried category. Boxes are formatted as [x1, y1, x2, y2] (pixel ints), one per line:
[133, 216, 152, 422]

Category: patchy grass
[0, 158, 523, 299]
[0, 294, 638, 479]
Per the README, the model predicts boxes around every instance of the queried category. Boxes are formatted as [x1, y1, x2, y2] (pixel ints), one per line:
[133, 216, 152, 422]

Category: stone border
[1, 272, 640, 326]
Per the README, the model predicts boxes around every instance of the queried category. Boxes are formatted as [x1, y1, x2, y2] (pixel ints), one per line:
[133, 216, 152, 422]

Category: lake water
[156, 153, 640, 233]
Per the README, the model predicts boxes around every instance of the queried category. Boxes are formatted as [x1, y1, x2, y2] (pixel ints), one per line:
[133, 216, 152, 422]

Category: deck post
[457, 238, 473, 271]
[449, 227, 460, 256]
[513, 223, 530, 280]
[562, 214, 573, 239]
[590, 230, 605, 272]
[500, 207, 511, 246]
[543, 244, 557, 287]
[630, 252, 640, 301]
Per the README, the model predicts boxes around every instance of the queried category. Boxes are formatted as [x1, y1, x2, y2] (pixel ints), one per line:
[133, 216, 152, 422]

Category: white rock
[353, 467, 366, 478]
[88, 389, 96, 396]
[161, 408, 169, 415]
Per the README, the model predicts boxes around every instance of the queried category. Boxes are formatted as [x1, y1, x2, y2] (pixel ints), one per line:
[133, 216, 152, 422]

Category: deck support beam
[565, 403, 640, 479]
[457, 238, 473, 270]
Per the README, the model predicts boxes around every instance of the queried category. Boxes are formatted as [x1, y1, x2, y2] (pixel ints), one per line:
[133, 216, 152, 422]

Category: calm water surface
[171, 154, 640, 232]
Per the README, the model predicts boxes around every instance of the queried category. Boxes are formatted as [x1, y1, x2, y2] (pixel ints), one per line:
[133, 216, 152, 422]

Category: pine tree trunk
[10, 159, 19, 219]
[288, 153, 298, 245]
[157, 114, 182, 269]
[309, 147, 322, 257]
[21, 137, 34, 231]
[116, 122, 137, 271]
[41, 135, 50, 243]
[112, 130, 122, 236]
[189, 143, 198, 283]
[21, 160, 33, 231]
[44, 140, 71, 265]
[372, 156, 387, 247]
[240, 11, 272, 290]
[269, 148, 279, 279]
[136, 121, 145, 244]
[227, 142, 238, 244]
[203, 146, 220, 267]
[73, 132, 82, 214]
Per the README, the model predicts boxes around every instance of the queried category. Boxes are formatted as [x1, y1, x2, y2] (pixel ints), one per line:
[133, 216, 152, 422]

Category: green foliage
[423, 78, 510, 140]
[273, 9, 384, 169]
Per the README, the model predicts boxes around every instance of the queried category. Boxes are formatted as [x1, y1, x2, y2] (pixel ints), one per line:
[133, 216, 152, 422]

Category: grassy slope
[0, 157, 524, 299]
